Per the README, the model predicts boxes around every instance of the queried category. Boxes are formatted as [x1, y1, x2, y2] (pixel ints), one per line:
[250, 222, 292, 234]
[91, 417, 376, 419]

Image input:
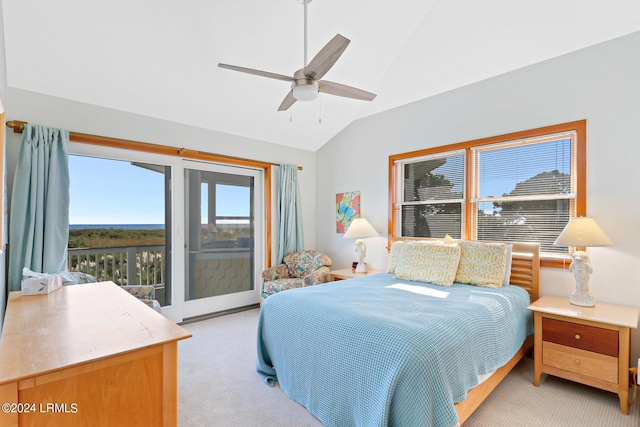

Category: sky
[71, 138, 568, 225]
[69, 155, 249, 225]
[429, 138, 572, 200]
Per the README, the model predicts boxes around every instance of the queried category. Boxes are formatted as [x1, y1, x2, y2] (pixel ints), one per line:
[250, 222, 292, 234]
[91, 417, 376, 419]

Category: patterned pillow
[394, 242, 461, 287]
[455, 241, 508, 288]
[387, 240, 409, 273]
[387, 239, 451, 274]
[442, 234, 456, 245]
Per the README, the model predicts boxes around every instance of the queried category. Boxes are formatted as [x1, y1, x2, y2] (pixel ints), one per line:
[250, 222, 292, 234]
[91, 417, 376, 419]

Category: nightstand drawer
[542, 318, 618, 357]
[543, 342, 618, 384]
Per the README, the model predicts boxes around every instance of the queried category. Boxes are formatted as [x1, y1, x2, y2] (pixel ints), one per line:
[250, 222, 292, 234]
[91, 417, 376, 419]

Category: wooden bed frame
[390, 238, 540, 425]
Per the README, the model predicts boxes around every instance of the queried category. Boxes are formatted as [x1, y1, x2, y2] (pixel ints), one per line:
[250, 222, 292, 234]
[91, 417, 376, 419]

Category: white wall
[0, 1, 8, 334]
[316, 31, 640, 361]
[3, 88, 317, 255]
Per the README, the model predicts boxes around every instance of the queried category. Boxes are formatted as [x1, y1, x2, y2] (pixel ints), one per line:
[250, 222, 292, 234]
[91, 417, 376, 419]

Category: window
[68, 155, 172, 306]
[390, 121, 585, 267]
[396, 150, 465, 239]
[197, 176, 253, 250]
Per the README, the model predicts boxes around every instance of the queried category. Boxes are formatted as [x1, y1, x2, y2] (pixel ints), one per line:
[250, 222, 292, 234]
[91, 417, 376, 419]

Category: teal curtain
[277, 164, 304, 261]
[8, 125, 70, 291]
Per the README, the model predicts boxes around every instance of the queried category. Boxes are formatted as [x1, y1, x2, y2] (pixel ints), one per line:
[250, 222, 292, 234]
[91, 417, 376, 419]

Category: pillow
[387, 239, 444, 273]
[503, 244, 513, 286]
[442, 234, 456, 245]
[394, 242, 461, 287]
[455, 241, 508, 288]
[387, 240, 409, 274]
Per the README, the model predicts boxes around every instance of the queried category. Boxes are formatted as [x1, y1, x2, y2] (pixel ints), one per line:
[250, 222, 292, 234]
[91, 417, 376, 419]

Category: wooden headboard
[389, 238, 540, 302]
[509, 241, 540, 302]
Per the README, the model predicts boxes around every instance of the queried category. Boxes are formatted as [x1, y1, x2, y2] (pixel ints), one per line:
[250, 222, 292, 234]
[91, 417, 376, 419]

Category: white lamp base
[569, 290, 595, 307]
[354, 239, 369, 273]
[568, 250, 595, 307]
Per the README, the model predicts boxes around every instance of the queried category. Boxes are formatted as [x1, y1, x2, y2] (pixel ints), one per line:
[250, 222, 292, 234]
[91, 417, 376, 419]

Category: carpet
[178, 308, 640, 426]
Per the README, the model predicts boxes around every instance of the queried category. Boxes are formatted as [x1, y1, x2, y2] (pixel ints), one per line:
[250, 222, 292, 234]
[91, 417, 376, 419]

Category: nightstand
[330, 268, 384, 281]
[528, 295, 639, 414]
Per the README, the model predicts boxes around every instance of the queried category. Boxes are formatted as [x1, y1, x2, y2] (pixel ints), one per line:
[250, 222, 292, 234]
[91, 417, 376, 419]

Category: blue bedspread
[257, 274, 533, 427]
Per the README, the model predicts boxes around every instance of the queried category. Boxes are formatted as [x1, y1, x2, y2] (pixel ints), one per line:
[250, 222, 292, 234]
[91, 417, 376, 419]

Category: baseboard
[179, 304, 260, 325]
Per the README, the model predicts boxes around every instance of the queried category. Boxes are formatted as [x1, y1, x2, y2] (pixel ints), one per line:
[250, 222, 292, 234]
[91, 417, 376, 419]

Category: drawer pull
[575, 334, 581, 340]
[575, 359, 581, 365]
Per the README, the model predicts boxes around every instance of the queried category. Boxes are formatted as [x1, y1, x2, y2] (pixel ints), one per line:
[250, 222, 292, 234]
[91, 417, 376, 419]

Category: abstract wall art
[336, 191, 360, 233]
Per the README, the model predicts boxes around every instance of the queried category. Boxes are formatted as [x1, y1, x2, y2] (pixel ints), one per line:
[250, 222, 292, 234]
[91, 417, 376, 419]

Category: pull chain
[318, 92, 322, 124]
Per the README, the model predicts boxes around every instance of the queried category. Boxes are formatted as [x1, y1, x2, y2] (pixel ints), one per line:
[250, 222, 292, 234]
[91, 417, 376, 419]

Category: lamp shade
[553, 217, 613, 247]
[343, 218, 379, 239]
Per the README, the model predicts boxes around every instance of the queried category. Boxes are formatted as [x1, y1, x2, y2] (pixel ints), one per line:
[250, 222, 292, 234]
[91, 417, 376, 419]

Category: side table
[331, 268, 384, 281]
[528, 295, 639, 414]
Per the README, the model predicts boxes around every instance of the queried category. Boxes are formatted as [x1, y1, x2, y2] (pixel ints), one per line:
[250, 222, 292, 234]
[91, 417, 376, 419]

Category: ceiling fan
[218, 0, 376, 111]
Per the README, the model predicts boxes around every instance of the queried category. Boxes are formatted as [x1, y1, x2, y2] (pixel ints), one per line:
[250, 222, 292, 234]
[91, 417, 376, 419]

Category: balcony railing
[67, 245, 165, 288]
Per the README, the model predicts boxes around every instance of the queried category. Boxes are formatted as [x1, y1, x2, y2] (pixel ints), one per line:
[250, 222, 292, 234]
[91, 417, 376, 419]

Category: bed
[257, 240, 540, 427]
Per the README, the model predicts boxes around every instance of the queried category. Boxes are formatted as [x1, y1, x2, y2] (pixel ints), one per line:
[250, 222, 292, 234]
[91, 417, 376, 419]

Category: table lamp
[553, 217, 612, 307]
[343, 218, 379, 273]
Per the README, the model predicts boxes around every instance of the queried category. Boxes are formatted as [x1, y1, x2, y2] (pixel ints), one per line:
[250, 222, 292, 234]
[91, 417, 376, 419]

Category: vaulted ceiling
[3, 1, 640, 151]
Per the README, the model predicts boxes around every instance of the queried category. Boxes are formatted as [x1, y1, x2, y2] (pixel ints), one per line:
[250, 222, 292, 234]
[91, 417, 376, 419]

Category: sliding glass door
[69, 144, 265, 323]
[182, 161, 263, 319]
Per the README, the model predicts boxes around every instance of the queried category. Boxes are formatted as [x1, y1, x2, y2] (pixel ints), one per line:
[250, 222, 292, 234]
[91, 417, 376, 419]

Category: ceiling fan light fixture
[292, 79, 319, 101]
[218, 0, 376, 111]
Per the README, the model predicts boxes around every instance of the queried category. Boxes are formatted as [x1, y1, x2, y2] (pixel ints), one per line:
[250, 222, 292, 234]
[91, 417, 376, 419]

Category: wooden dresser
[0, 282, 192, 427]
[528, 295, 638, 414]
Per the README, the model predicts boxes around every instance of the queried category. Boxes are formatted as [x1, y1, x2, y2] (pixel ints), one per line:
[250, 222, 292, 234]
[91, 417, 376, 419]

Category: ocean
[70, 224, 165, 230]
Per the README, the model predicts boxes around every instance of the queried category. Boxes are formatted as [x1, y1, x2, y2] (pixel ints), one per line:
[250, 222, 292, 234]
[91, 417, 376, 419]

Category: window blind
[472, 133, 576, 254]
[389, 120, 585, 265]
[396, 150, 465, 239]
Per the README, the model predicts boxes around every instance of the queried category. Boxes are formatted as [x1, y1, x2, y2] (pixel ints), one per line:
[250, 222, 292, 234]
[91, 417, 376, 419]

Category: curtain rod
[5, 120, 302, 170]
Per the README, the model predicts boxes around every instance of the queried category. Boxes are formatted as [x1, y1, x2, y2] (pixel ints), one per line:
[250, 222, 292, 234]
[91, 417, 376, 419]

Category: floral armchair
[261, 250, 333, 299]
[62, 272, 161, 313]
[120, 285, 162, 313]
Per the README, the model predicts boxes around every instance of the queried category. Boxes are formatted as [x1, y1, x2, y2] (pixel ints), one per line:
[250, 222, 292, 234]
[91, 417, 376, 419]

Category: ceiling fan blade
[278, 90, 297, 111]
[318, 80, 377, 101]
[218, 63, 294, 82]
[303, 34, 350, 80]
